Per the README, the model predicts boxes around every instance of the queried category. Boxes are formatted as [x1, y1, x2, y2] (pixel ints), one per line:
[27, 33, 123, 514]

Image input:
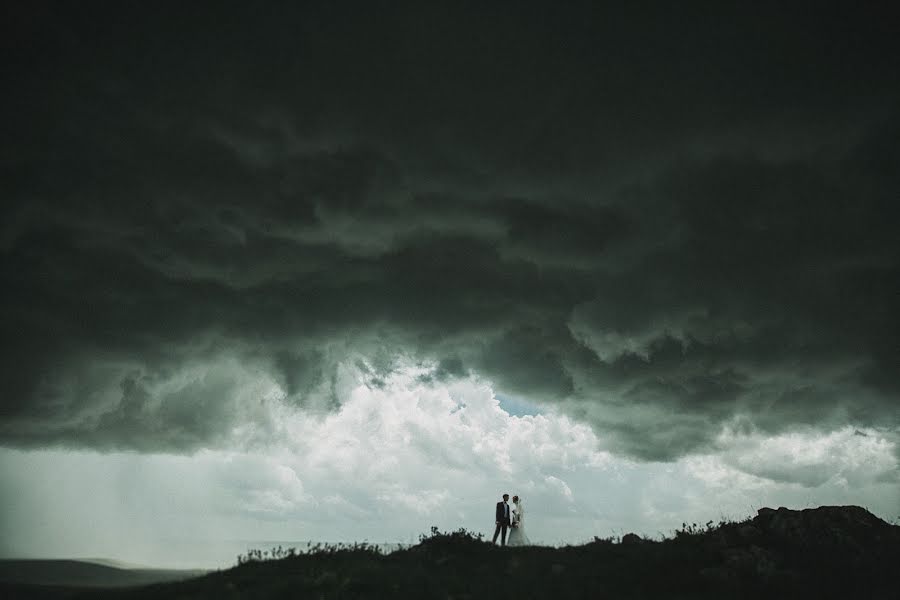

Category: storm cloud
[2, 1, 898, 467]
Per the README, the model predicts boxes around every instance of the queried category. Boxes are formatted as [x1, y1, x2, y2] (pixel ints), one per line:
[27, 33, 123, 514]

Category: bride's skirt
[507, 525, 530, 546]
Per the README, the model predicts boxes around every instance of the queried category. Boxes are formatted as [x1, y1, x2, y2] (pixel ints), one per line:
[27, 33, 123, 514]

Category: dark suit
[493, 500, 511, 545]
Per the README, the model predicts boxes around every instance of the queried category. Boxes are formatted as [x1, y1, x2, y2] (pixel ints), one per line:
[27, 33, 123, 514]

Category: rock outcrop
[694, 505, 900, 592]
[752, 505, 899, 553]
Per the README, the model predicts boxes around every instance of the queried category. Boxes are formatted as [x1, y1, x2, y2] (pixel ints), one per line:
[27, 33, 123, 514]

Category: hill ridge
[6, 505, 899, 599]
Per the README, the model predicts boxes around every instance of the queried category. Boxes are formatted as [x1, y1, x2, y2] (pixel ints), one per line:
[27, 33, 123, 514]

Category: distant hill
[6, 506, 900, 599]
[0, 559, 205, 598]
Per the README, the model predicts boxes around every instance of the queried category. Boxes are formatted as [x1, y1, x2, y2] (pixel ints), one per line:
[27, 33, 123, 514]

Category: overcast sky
[1, 2, 898, 568]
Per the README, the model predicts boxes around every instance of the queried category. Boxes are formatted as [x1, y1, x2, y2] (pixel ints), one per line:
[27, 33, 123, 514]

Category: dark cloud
[1, 2, 898, 461]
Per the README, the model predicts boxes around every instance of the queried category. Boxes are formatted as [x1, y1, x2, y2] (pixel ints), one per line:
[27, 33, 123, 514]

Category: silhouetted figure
[493, 493, 511, 545]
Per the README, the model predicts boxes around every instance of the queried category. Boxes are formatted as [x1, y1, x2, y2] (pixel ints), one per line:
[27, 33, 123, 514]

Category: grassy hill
[5, 506, 899, 599]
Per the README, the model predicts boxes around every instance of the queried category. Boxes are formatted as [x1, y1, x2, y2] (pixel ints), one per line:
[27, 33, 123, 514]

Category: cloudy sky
[2, 2, 898, 568]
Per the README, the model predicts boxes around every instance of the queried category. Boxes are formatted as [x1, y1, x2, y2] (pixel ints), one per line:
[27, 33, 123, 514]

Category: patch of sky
[496, 393, 543, 417]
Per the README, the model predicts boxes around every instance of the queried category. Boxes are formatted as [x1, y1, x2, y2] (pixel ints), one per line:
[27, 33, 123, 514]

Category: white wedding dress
[507, 501, 531, 546]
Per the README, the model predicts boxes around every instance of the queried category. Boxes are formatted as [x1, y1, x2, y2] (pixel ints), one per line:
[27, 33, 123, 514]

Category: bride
[507, 495, 530, 546]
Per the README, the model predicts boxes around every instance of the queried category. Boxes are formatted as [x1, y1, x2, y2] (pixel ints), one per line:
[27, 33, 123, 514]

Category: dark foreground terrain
[4, 506, 898, 599]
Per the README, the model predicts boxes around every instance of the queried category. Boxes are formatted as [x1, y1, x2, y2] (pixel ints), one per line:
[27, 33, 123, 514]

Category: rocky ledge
[688, 505, 900, 588]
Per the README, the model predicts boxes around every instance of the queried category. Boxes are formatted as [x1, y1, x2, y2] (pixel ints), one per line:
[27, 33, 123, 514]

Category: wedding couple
[493, 493, 530, 546]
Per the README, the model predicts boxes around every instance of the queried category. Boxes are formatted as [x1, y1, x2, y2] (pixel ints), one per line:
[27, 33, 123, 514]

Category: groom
[493, 493, 511, 545]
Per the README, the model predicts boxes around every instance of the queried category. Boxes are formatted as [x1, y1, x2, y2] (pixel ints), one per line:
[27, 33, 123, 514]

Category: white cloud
[710, 425, 899, 488]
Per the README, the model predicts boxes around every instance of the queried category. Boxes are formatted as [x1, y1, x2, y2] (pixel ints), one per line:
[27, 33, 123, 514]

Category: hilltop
[5, 505, 899, 599]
